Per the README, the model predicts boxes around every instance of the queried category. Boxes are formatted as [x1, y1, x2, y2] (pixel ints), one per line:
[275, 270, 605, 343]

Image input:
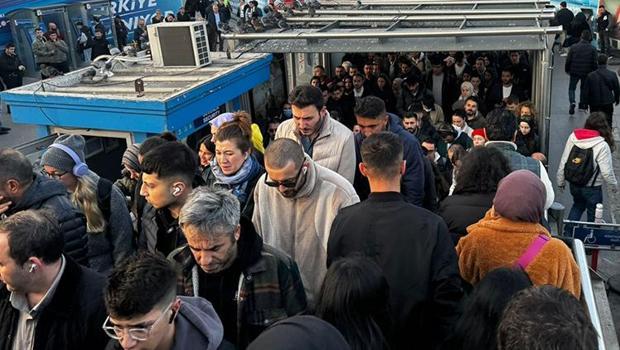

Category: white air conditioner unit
[147, 21, 211, 68]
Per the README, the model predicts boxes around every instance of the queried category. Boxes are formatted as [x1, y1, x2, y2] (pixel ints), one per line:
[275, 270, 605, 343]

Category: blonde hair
[71, 173, 107, 233]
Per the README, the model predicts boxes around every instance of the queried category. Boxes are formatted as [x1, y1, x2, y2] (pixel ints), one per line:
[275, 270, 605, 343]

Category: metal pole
[222, 26, 562, 40]
[285, 13, 556, 22]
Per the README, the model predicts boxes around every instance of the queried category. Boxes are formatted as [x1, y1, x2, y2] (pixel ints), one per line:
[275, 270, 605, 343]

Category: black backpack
[564, 146, 599, 186]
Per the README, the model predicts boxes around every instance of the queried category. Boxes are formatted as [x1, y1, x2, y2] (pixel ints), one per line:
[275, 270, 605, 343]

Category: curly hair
[453, 146, 511, 194]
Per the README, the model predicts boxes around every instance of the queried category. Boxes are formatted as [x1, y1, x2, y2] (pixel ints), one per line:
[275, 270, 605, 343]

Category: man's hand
[18, 65, 25, 71]
[0, 196, 12, 216]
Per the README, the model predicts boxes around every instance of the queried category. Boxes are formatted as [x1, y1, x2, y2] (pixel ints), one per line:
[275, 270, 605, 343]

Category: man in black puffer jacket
[582, 53, 620, 127]
[565, 30, 597, 114]
[0, 148, 88, 266]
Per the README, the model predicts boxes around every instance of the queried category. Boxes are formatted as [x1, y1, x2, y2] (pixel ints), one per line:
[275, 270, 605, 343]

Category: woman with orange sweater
[456, 169, 581, 298]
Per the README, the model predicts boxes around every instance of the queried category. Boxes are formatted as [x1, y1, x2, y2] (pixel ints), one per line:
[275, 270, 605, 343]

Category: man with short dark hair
[0, 148, 88, 265]
[597, 5, 613, 55]
[253, 139, 359, 303]
[328, 132, 462, 349]
[497, 286, 598, 350]
[275, 85, 356, 183]
[565, 30, 598, 114]
[485, 109, 554, 211]
[139, 141, 198, 255]
[582, 53, 619, 127]
[171, 187, 307, 347]
[556, 1, 574, 54]
[354, 96, 427, 206]
[486, 68, 524, 111]
[0, 210, 107, 350]
[0, 43, 25, 90]
[425, 54, 460, 118]
[463, 96, 487, 129]
[104, 251, 230, 350]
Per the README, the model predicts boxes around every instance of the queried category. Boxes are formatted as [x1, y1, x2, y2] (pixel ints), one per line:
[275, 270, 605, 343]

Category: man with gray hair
[252, 138, 360, 304]
[170, 187, 307, 348]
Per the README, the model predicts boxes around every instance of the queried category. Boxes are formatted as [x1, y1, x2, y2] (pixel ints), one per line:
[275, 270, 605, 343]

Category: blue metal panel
[3, 92, 168, 133]
[165, 54, 272, 138]
[2, 53, 273, 140]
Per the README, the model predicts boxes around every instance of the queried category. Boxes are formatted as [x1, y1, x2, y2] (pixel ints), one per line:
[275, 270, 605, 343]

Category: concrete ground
[548, 53, 620, 347]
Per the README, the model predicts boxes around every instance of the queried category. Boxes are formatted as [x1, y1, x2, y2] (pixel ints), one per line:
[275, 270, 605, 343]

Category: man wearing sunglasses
[252, 138, 359, 304]
[104, 251, 231, 350]
[0, 210, 108, 350]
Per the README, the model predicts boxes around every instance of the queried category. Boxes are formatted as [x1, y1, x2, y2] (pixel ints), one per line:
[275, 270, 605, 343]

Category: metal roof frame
[222, 0, 559, 53]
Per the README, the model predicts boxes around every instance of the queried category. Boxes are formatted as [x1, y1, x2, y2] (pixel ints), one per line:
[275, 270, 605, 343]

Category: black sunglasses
[264, 162, 305, 188]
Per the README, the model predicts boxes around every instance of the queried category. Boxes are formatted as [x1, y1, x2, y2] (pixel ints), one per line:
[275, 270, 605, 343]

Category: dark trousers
[568, 184, 603, 222]
[568, 74, 586, 106]
[599, 30, 611, 54]
[590, 104, 614, 127]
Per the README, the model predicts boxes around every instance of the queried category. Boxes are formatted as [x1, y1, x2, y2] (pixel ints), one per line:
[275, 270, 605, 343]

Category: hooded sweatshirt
[105, 296, 225, 350]
[6, 173, 88, 265]
[557, 129, 617, 188]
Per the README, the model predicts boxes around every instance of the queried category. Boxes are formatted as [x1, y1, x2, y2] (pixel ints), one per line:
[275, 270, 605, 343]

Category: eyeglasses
[264, 162, 305, 188]
[102, 303, 173, 342]
[41, 168, 67, 180]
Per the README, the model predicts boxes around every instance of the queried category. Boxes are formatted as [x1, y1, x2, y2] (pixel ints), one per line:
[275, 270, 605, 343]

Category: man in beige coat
[252, 138, 359, 304]
[276, 85, 356, 183]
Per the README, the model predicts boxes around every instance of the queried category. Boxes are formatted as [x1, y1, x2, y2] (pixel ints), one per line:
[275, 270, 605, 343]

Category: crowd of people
[0, 1, 618, 349]
[0, 72, 611, 350]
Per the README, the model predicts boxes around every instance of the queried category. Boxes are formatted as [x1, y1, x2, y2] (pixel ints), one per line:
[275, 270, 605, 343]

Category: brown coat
[456, 208, 581, 298]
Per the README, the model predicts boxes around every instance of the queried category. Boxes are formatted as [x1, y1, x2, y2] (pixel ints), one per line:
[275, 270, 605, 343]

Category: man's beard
[406, 127, 416, 134]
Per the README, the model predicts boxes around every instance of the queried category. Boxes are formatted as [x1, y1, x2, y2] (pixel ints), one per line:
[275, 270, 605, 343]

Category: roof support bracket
[379, 19, 402, 43]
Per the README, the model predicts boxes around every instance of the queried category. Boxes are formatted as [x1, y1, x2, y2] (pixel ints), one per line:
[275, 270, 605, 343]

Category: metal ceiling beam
[292, 8, 555, 16]
[318, 0, 551, 5]
[222, 25, 562, 40]
[285, 13, 555, 22]
[316, 20, 341, 32]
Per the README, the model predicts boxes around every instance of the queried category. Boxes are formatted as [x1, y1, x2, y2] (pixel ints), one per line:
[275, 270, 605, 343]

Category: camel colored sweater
[456, 208, 581, 298]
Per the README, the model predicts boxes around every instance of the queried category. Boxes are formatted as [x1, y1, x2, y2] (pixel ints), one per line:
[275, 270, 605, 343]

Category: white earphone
[29, 264, 36, 273]
[172, 187, 181, 196]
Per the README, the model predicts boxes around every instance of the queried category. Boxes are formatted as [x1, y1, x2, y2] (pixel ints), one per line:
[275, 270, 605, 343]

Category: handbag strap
[515, 234, 550, 270]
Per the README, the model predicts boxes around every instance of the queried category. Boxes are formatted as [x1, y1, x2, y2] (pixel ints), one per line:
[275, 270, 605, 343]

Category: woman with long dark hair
[557, 111, 617, 221]
[439, 146, 511, 243]
[316, 256, 391, 350]
[442, 267, 532, 350]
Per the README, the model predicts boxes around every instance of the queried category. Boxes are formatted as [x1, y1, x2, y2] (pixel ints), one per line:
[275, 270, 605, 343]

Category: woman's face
[472, 135, 486, 147]
[519, 121, 531, 135]
[462, 72, 471, 82]
[215, 140, 248, 176]
[377, 77, 386, 89]
[520, 106, 532, 117]
[43, 165, 78, 192]
[198, 143, 214, 167]
[461, 85, 472, 97]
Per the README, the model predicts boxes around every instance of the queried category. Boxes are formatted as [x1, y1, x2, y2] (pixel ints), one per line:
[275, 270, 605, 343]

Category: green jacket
[32, 38, 54, 64]
[169, 217, 307, 348]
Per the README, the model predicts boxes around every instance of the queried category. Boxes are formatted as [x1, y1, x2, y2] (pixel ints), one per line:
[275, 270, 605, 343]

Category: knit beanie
[41, 134, 86, 173]
[122, 143, 141, 171]
[493, 169, 546, 223]
[471, 128, 487, 140]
